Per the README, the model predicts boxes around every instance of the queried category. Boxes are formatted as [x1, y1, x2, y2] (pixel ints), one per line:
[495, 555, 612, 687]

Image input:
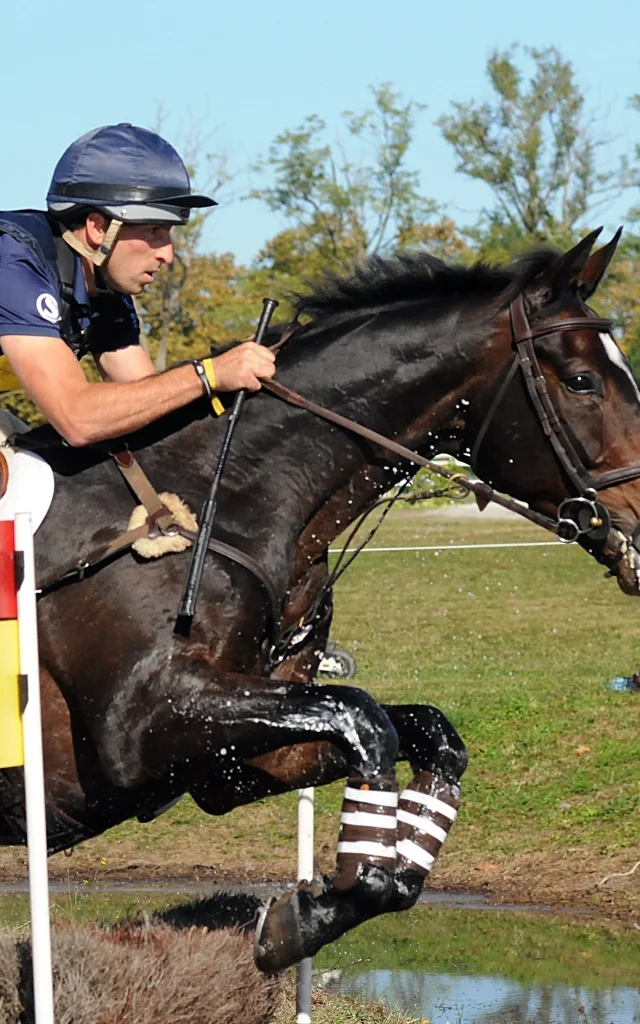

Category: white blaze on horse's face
[599, 333, 640, 405]
[598, 332, 640, 595]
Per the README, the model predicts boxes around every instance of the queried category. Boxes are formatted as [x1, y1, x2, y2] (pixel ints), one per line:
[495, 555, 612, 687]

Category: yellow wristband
[201, 357, 225, 416]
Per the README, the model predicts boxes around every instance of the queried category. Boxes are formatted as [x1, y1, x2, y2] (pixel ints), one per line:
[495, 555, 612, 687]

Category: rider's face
[104, 223, 175, 294]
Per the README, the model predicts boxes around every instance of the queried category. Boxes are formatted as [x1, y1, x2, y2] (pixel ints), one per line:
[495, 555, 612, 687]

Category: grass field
[2, 507, 639, 917]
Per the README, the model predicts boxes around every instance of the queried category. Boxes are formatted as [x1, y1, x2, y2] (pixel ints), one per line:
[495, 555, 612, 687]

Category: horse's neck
[211, 310, 494, 563]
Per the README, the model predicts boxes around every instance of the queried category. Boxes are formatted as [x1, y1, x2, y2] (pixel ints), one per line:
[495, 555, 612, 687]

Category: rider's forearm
[57, 363, 205, 446]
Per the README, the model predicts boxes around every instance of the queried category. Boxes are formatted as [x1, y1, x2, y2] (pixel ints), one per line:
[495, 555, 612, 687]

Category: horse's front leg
[188, 607, 337, 812]
[382, 703, 468, 911]
[97, 654, 400, 889]
[97, 658, 396, 788]
[254, 701, 467, 971]
[189, 739, 346, 814]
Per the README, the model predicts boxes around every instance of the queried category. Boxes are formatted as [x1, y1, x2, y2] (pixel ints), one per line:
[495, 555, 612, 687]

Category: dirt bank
[2, 847, 638, 928]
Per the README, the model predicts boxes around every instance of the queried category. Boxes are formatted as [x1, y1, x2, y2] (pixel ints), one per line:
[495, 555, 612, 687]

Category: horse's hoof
[386, 869, 424, 912]
[331, 862, 395, 904]
[254, 890, 306, 974]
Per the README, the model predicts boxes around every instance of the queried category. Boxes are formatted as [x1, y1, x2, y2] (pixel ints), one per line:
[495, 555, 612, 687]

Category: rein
[262, 376, 557, 533]
[16, 289, 640, 666]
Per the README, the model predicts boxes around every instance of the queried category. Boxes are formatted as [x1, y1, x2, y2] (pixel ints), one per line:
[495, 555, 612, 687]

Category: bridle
[261, 291, 640, 661]
[470, 293, 640, 544]
[264, 292, 640, 550]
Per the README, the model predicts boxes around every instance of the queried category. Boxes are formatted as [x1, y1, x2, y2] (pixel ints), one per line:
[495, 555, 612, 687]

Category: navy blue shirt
[0, 228, 140, 357]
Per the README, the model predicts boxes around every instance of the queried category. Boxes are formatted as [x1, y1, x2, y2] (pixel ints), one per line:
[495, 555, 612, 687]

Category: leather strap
[470, 354, 520, 469]
[261, 379, 557, 531]
[510, 296, 640, 493]
[471, 294, 640, 499]
[37, 453, 283, 641]
[113, 450, 177, 536]
[37, 521, 154, 593]
[177, 528, 281, 636]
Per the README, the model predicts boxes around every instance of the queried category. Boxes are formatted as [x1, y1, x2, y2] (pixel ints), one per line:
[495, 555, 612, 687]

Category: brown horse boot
[331, 772, 398, 900]
[395, 770, 460, 887]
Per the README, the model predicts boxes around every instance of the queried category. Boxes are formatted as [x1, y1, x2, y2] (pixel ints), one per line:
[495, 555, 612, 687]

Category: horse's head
[467, 229, 640, 596]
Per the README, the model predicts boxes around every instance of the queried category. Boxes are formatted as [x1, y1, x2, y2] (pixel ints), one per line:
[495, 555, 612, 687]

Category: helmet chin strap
[61, 217, 123, 268]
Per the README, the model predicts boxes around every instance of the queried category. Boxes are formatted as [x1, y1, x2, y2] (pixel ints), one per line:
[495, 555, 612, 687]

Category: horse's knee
[427, 709, 467, 782]
[328, 685, 399, 774]
[385, 703, 467, 782]
[450, 738, 469, 780]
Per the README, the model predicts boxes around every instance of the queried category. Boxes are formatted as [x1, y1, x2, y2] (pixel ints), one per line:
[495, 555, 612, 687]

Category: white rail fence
[1, 514, 54, 1024]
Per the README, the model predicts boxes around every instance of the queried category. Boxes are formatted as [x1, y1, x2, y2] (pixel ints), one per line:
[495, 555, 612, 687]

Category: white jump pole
[295, 787, 315, 1023]
[15, 513, 54, 1024]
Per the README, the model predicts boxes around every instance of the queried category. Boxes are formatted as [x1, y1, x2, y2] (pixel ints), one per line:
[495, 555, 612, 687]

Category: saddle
[0, 410, 55, 530]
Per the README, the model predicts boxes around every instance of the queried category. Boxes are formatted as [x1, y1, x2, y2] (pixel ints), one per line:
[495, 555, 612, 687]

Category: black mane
[295, 247, 561, 321]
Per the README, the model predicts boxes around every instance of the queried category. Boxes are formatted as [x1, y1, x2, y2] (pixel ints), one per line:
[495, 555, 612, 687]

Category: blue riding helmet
[47, 123, 217, 226]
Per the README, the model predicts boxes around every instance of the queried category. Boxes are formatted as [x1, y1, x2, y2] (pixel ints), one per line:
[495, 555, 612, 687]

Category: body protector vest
[0, 211, 92, 392]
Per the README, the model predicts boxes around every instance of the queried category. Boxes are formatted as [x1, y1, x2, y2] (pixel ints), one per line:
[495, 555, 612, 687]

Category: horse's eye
[564, 374, 597, 395]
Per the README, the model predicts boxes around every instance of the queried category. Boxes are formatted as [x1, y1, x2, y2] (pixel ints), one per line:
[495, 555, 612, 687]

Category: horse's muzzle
[600, 524, 640, 597]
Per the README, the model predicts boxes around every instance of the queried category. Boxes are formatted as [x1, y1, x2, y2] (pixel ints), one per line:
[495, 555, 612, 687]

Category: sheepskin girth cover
[128, 492, 198, 558]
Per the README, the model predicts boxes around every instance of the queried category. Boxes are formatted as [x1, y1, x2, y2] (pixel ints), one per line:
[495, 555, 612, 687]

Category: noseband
[471, 294, 640, 544]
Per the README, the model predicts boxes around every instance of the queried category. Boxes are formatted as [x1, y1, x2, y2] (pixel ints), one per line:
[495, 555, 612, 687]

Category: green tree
[438, 46, 624, 258]
[250, 84, 439, 284]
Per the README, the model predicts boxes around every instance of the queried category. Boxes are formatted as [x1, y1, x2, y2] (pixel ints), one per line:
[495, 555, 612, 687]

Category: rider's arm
[96, 343, 157, 382]
[0, 333, 275, 446]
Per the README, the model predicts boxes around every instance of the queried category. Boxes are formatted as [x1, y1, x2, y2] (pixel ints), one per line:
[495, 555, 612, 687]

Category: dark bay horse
[3, 229, 640, 971]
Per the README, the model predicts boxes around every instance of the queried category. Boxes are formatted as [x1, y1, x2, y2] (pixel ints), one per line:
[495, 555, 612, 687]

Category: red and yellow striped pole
[0, 519, 24, 768]
[2, 514, 54, 1023]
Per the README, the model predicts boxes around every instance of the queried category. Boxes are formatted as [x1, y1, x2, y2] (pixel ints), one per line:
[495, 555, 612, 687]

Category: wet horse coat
[3, 230, 640, 968]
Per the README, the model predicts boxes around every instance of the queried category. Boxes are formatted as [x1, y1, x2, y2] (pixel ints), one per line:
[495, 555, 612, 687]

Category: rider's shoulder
[0, 214, 59, 290]
[0, 210, 54, 258]
[0, 228, 41, 263]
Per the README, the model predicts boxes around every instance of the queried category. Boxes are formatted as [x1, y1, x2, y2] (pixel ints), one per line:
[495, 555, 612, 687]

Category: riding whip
[175, 297, 279, 636]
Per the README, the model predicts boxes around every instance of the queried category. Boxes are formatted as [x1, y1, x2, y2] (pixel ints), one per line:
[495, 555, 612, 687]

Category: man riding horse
[0, 123, 276, 441]
[0, 123, 467, 970]
[2, 127, 640, 974]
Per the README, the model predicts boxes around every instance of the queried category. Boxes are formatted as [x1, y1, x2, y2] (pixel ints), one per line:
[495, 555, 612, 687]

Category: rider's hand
[211, 342, 276, 392]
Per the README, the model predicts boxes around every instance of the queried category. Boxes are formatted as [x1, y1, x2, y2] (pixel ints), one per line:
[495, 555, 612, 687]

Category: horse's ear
[526, 227, 603, 308]
[576, 227, 623, 300]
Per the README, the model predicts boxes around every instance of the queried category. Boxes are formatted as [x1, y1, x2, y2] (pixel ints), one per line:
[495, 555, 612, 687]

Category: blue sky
[1, 0, 638, 263]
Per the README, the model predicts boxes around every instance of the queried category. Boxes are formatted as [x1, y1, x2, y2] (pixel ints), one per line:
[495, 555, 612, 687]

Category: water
[1, 884, 639, 1023]
[337, 970, 640, 1024]
[313, 904, 640, 1024]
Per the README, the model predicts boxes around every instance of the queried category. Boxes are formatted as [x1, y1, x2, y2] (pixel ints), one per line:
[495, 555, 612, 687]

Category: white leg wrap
[333, 774, 399, 891]
[395, 772, 460, 877]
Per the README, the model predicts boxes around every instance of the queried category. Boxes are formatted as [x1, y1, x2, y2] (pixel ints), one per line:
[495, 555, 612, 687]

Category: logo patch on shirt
[36, 293, 60, 324]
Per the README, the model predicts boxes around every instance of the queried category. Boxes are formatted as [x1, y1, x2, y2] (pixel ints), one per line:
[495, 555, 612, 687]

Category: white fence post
[295, 787, 315, 1023]
[15, 513, 54, 1024]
